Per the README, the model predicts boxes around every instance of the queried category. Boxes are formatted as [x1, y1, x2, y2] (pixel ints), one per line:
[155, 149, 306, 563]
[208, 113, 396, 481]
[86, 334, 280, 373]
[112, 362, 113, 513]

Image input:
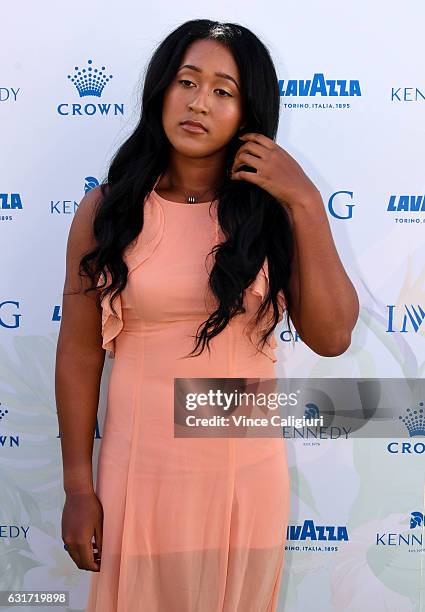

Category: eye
[215, 88, 232, 97]
[178, 79, 194, 87]
[178, 79, 232, 97]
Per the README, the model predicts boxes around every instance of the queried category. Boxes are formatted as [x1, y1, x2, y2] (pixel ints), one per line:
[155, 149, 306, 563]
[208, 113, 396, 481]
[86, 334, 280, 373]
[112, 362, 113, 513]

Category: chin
[168, 137, 213, 157]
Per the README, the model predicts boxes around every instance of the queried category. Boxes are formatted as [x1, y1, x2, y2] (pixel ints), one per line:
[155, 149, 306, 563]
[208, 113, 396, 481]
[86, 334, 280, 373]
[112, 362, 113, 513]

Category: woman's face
[162, 38, 244, 158]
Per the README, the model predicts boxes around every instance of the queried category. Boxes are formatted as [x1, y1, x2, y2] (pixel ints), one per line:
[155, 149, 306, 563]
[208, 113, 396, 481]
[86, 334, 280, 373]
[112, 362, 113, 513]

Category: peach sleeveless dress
[85, 177, 290, 612]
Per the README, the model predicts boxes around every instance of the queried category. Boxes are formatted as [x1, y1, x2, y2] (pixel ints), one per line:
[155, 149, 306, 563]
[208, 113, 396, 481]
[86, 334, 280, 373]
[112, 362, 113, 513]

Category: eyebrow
[178, 64, 240, 91]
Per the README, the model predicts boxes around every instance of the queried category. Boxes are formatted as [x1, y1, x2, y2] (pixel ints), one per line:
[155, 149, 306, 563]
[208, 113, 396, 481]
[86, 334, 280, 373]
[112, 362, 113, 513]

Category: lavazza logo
[279, 72, 361, 110]
[57, 58, 124, 117]
[386, 193, 425, 225]
[285, 518, 349, 553]
[0, 193, 23, 222]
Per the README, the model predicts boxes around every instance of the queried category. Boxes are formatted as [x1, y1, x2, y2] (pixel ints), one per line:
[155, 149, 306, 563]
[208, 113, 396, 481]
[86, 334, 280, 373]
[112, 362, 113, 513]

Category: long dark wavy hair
[80, 19, 296, 357]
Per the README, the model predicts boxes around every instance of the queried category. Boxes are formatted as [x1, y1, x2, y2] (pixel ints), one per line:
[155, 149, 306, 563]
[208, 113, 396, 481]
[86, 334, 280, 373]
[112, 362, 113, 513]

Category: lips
[180, 120, 208, 132]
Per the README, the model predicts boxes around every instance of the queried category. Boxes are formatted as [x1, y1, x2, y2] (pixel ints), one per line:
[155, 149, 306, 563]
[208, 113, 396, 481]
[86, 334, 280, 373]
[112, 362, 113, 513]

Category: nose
[188, 86, 209, 114]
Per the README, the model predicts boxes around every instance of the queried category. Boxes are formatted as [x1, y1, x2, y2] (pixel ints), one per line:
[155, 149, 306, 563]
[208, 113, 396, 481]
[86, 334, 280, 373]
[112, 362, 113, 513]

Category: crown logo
[0, 402, 8, 421]
[398, 402, 425, 437]
[67, 59, 113, 97]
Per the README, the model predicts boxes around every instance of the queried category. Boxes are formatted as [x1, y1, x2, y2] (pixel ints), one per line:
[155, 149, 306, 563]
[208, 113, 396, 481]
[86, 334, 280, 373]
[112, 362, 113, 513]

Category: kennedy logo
[50, 176, 100, 215]
[410, 511, 423, 529]
[84, 176, 100, 193]
[57, 58, 124, 117]
[376, 511, 424, 551]
[282, 404, 351, 443]
[304, 405, 319, 420]
[0, 87, 20, 103]
[387, 402, 425, 454]
[391, 86, 425, 102]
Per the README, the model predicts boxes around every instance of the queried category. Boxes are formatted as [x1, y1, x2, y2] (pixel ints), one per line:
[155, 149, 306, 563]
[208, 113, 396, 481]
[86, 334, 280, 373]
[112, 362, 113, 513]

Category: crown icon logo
[67, 59, 113, 97]
[398, 402, 425, 437]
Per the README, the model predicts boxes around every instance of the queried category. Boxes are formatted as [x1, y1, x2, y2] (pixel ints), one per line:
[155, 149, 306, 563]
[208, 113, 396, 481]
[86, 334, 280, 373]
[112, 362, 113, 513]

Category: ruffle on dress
[97, 270, 123, 359]
[97, 191, 165, 359]
[245, 257, 286, 364]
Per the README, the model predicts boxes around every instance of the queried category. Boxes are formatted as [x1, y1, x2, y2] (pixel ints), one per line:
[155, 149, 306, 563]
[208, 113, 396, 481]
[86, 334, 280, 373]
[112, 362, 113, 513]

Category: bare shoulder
[68, 186, 108, 249]
[63, 186, 108, 293]
[74, 186, 105, 226]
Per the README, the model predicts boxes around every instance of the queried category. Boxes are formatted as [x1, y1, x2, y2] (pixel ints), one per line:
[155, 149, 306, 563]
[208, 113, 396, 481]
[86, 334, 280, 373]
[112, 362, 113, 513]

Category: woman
[56, 19, 359, 612]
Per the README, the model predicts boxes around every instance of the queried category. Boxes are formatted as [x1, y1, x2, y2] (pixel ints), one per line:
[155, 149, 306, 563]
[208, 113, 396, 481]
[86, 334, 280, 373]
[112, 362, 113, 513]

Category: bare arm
[55, 186, 106, 495]
[286, 192, 360, 357]
[229, 131, 359, 357]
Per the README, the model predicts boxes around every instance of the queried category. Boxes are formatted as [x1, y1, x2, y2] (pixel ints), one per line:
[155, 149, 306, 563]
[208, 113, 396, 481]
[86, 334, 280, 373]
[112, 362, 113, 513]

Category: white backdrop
[1, 1, 424, 610]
